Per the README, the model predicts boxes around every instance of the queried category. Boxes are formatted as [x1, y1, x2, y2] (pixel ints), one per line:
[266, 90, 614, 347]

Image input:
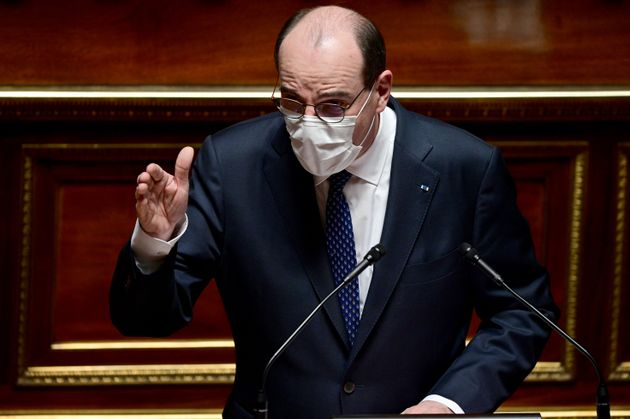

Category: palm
[135, 147, 195, 241]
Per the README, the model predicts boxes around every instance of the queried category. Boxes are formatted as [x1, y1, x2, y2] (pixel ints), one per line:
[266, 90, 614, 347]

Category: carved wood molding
[610, 144, 630, 381]
[1, 87, 630, 123]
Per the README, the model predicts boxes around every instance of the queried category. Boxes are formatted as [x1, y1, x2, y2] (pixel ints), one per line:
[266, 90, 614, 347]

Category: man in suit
[111, 5, 558, 418]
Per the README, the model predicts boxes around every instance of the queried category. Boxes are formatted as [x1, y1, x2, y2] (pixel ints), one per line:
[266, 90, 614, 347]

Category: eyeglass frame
[271, 82, 369, 123]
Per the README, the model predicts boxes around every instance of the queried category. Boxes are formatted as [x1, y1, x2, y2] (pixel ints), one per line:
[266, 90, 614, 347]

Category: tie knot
[329, 170, 352, 193]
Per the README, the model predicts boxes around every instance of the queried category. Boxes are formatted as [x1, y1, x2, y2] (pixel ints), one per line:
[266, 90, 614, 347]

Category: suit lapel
[348, 104, 440, 362]
[263, 131, 348, 348]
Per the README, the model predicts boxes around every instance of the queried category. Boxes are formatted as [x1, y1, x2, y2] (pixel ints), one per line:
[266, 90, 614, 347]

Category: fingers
[146, 162, 165, 183]
[135, 161, 169, 196]
[174, 146, 195, 186]
[135, 168, 157, 201]
[401, 401, 453, 415]
[134, 146, 193, 209]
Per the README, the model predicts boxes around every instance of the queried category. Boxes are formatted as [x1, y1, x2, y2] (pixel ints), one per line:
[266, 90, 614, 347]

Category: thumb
[174, 146, 194, 186]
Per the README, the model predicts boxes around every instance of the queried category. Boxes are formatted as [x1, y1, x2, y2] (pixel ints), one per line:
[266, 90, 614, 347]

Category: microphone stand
[253, 244, 386, 419]
[459, 243, 610, 419]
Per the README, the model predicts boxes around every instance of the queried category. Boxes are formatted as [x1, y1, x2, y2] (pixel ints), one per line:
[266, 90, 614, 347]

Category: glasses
[271, 85, 366, 123]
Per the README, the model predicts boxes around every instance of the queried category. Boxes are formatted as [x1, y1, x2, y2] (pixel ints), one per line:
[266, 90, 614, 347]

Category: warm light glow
[51, 340, 234, 350]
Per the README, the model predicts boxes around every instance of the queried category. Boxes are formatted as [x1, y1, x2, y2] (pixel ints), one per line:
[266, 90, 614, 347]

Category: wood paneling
[0, 94, 628, 414]
[0, 1, 629, 86]
[503, 142, 588, 379]
[1, 0, 629, 414]
[19, 145, 235, 379]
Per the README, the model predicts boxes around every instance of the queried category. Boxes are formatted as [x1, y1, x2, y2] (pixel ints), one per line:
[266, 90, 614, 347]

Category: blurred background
[0, 1, 629, 417]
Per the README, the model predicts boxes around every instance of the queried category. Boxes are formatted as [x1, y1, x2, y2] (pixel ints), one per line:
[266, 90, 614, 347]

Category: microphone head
[459, 242, 479, 262]
[365, 244, 386, 263]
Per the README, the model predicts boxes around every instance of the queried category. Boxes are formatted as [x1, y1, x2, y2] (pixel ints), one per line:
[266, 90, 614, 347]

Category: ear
[374, 70, 393, 113]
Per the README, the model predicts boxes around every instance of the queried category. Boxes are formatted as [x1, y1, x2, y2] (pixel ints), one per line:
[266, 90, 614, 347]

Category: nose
[303, 104, 317, 117]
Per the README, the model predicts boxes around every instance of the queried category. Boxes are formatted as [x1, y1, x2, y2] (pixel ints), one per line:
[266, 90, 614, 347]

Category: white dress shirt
[313, 106, 395, 315]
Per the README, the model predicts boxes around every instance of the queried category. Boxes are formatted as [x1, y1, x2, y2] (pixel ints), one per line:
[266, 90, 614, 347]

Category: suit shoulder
[406, 110, 493, 156]
[194, 112, 287, 172]
[202, 112, 286, 150]
[219, 111, 284, 134]
[396, 105, 497, 167]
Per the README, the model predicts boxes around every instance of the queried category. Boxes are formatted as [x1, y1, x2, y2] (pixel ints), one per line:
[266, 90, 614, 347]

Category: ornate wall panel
[499, 141, 588, 382]
[0, 91, 628, 415]
[16, 144, 236, 386]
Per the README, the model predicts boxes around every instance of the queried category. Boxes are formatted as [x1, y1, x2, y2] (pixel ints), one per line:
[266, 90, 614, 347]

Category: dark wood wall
[1, 0, 630, 86]
[1, 1, 629, 418]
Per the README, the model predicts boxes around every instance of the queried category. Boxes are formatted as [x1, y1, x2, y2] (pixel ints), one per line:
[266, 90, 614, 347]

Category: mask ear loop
[354, 81, 379, 147]
[356, 112, 377, 148]
[355, 81, 376, 118]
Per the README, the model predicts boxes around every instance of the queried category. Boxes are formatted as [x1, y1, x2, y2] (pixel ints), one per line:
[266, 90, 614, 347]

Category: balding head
[274, 6, 386, 87]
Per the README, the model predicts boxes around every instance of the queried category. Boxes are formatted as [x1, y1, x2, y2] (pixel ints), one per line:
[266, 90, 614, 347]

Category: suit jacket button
[343, 381, 356, 394]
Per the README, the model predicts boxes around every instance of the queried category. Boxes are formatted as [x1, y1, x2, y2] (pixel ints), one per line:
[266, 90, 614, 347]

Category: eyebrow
[279, 86, 300, 98]
[279, 86, 354, 102]
[320, 89, 354, 101]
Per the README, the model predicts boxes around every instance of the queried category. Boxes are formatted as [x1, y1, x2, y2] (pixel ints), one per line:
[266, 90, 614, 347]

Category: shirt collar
[315, 106, 396, 187]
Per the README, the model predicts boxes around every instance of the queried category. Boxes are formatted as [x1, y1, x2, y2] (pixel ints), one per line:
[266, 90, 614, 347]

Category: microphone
[459, 242, 610, 419]
[253, 243, 386, 419]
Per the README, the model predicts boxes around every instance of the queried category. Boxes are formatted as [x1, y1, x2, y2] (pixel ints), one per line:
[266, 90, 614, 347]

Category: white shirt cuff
[130, 215, 188, 274]
[422, 394, 464, 414]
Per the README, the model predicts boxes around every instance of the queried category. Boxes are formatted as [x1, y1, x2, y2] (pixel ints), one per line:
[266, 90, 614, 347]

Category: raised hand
[135, 146, 195, 241]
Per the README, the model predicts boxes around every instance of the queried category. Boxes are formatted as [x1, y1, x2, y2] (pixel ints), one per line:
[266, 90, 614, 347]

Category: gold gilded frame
[0, 410, 223, 419]
[490, 141, 588, 382]
[1, 408, 630, 419]
[17, 143, 235, 386]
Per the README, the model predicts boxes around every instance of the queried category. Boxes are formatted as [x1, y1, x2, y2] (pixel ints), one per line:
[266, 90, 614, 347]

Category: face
[277, 25, 392, 148]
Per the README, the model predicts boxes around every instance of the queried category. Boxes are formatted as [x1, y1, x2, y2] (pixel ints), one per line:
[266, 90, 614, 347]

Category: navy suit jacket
[111, 98, 558, 418]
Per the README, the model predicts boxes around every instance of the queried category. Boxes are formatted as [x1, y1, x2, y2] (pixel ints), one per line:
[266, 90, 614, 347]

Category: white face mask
[284, 88, 376, 177]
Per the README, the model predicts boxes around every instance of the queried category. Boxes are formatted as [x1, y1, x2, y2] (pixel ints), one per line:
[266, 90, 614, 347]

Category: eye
[322, 99, 347, 108]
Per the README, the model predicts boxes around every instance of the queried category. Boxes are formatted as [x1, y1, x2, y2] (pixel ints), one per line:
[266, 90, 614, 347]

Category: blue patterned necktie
[325, 170, 361, 346]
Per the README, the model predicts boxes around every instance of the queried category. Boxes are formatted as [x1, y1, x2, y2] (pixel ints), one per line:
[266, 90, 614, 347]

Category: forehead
[277, 25, 364, 97]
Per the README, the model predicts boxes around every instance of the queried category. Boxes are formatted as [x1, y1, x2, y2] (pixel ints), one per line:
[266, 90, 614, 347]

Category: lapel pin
[419, 184, 430, 192]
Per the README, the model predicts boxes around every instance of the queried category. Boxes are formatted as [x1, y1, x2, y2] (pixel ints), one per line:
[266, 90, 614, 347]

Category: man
[111, 5, 558, 418]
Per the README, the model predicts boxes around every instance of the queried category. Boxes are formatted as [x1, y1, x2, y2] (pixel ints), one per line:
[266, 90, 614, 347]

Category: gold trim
[0, 416, 222, 419]
[611, 146, 629, 381]
[18, 364, 235, 386]
[0, 410, 222, 419]
[17, 156, 32, 379]
[610, 362, 630, 381]
[3, 86, 630, 123]
[525, 362, 572, 382]
[0, 409, 629, 419]
[499, 407, 630, 419]
[21, 143, 200, 150]
[52, 340, 234, 350]
[564, 151, 587, 377]
[395, 87, 630, 99]
[1, 86, 630, 99]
